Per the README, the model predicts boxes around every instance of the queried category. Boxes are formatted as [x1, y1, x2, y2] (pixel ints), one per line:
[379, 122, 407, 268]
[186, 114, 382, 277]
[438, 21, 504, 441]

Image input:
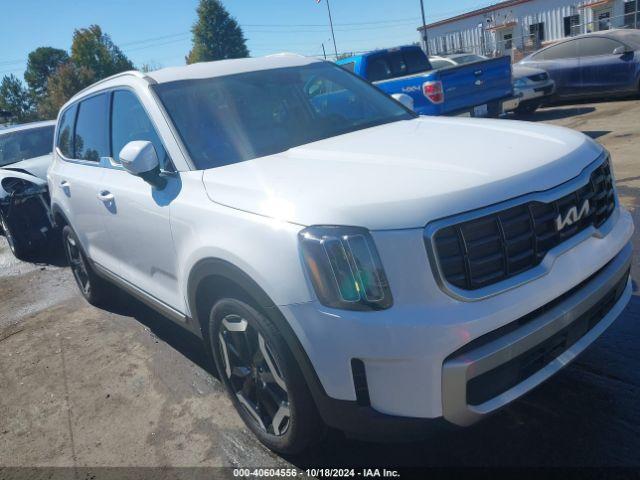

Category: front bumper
[442, 241, 631, 426]
[516, 79, 556, 102]
[281, 206, 633, 435]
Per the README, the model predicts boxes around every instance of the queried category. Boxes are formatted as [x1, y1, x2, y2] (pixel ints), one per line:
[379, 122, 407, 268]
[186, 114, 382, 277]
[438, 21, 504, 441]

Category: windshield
[0, 126, 54, 167]
[153, 62, 416, 170]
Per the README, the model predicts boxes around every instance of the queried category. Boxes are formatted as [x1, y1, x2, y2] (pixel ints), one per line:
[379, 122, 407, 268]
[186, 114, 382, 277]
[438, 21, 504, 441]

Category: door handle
[97, 191, 115, 202]
[60, 180, 70, 188]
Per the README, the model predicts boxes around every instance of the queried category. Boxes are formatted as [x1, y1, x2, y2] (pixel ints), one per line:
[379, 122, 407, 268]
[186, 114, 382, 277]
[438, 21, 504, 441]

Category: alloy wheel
[65, 234, 91, 295]
[218, 314, 290, 436]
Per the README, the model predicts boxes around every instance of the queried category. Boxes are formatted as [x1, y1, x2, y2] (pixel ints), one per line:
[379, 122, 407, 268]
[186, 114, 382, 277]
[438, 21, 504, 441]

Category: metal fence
[431, 8, 639, 62]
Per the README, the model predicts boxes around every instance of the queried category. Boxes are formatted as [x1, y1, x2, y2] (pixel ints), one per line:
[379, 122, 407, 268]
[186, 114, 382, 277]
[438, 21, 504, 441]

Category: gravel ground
[1, 99, 639, 469]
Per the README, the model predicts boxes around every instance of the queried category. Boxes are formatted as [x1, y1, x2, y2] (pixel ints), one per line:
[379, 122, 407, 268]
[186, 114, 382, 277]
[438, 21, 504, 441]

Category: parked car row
[0, 31, 636, 456]
[426, 29, 639, 114]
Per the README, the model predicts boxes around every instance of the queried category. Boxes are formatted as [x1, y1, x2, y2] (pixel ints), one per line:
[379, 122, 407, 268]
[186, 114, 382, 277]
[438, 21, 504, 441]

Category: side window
[365, 56, 392, 82]
[111, 90, 168, 169]
[534, 40, 578, 60]
[57, 104, 77, 158]
[339, 62, 355, 73]
[403, 49, 430, 74]
[74, 94, 109, 161]
[576, 37, 622, 57]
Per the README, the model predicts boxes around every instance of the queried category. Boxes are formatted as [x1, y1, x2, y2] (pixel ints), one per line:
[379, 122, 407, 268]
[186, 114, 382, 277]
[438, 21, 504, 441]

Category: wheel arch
[186, 257, 331, 412]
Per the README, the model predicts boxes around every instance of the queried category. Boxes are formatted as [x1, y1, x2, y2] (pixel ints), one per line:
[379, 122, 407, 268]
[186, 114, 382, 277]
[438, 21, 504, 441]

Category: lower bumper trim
[442, 242, 632, 426]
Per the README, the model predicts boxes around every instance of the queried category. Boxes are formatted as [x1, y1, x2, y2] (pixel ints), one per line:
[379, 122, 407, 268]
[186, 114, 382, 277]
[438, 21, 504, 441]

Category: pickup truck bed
[338, 46, 515, 117]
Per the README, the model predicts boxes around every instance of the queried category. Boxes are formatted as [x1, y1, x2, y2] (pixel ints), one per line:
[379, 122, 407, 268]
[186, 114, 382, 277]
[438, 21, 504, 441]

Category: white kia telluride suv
[48, 54, 633, 454]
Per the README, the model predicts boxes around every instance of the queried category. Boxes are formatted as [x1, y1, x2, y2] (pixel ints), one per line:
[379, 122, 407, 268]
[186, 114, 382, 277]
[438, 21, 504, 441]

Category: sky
[1, 0, 498, 81]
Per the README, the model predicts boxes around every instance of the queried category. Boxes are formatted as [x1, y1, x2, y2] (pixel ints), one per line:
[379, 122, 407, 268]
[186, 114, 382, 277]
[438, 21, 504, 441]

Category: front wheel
[515, 100, 540, 115]
[209, 298, 325, 454]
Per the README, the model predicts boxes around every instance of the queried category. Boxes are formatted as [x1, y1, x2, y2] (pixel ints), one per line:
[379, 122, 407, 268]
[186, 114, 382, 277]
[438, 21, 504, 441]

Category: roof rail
[72, 70, 154, 99]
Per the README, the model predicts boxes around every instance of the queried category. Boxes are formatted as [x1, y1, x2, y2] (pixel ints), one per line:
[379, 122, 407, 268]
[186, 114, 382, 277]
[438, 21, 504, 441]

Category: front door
[576, 36, 636, 96]
[99, 89, 182, 312]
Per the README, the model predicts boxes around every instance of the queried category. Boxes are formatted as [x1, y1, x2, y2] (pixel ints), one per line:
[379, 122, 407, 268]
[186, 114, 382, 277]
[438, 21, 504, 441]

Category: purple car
[518, 29, 640, 102]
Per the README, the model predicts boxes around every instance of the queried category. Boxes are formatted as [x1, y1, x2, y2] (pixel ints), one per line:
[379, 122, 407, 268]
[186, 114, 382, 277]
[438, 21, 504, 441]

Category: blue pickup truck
[337, 46, 516, 117]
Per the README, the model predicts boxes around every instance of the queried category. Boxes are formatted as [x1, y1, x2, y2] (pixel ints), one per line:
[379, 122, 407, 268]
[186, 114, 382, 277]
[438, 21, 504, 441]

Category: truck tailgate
[437, 56, 513, 114]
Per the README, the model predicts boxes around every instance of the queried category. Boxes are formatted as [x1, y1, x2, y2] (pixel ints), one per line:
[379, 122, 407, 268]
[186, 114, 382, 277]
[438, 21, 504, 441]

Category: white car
[429, 53, 488, 69]
[0, 120, 56, 258]
[48, 54, 633, 454]
[511, 65, 556, 114]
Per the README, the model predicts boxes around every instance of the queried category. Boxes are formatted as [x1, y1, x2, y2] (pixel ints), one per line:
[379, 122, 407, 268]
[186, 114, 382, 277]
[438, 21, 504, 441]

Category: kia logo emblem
[556, 200, 590, 231]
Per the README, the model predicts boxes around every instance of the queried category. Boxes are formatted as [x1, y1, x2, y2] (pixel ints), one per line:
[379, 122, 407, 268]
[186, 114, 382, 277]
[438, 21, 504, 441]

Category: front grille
[432, 160, 616, 291]
[466, 267, 628, 406]
[527, 72, 549, 82]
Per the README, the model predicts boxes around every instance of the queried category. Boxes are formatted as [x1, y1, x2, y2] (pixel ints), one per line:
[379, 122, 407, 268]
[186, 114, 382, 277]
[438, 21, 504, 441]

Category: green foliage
[24, 47, 69, 99]
[186, 0, 249, 64]
[0, 74, 36, 123]
[70, 25, 134, 79]
[37, 63, 94, 119]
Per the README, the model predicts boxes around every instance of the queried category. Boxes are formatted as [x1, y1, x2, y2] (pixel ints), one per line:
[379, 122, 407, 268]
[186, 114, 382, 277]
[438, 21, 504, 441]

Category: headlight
[299, 226, 393, 311]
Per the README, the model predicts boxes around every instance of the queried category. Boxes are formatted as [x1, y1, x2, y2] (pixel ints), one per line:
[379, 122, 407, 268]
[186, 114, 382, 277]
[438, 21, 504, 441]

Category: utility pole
[420, 0, 429, 55]
[325, 0, 338, 59]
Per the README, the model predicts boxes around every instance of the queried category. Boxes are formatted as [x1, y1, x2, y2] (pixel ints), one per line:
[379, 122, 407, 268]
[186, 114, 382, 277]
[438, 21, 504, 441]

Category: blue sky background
[1, 0, 496, 80]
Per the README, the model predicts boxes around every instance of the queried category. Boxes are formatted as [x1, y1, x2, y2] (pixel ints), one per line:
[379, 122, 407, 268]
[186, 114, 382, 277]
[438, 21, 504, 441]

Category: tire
[0, 211, 30, 259]
[61, 225, 113, 307]
[515, 101, 539, 115]
[209, 298, 326, 454]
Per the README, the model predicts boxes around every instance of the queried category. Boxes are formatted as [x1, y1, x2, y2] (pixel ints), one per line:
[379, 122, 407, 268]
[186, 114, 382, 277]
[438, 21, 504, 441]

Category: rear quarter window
[57, 105, 77, 158]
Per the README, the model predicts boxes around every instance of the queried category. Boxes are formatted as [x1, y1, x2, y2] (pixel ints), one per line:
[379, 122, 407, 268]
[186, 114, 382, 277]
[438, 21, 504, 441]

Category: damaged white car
[0, 120, 56, 258]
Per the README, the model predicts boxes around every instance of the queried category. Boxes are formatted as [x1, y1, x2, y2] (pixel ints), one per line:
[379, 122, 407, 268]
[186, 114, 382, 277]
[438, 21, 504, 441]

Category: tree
[186, 0, 249, 64]
[70, 25, 133, 80]
[24, 47, 69, 99]
[0, 74, 36, 122]
[37, 62, 94, 119]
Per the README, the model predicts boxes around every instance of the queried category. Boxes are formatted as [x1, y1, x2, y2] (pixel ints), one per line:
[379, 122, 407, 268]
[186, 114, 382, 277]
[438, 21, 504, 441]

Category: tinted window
[387, 51, 408, 77]
[74, 94, 109, 161]
[111, 90, 168, 169]
[340, 62, 355, 73]
[576, 37, 623, 56]
[0, 126, 54, 167]
[57, 105, 77, 158]
[365, 56, 392, 82]
[534, 40, 578, 60]
[403, 48, 430, 73]
[153, 62, 414, 170]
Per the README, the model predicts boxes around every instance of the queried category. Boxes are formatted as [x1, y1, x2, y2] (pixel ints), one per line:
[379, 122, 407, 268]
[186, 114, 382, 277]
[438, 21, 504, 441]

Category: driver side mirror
[119, 141, 167, 190]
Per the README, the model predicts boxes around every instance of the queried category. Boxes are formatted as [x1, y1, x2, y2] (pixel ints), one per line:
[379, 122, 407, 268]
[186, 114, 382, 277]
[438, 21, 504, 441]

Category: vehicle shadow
[512, 106, 596, 122]
[105, 289, 215, 376]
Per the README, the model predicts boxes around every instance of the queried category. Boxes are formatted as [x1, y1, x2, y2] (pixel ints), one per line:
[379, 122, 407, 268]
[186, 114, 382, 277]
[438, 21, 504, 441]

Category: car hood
[0, 154, 52, 180]
[202, 117, 603, 230]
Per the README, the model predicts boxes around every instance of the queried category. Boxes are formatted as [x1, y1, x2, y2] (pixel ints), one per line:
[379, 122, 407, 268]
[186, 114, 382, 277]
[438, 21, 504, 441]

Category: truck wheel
[62, 225, 112, 307]
[0, 211, 30, 259]
[209, 298, 326, 454]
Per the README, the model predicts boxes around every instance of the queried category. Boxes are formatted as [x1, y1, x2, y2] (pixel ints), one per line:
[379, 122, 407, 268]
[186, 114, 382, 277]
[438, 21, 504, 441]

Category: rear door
[51, 95, 113, 265]
[576, 37, 636, 95]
